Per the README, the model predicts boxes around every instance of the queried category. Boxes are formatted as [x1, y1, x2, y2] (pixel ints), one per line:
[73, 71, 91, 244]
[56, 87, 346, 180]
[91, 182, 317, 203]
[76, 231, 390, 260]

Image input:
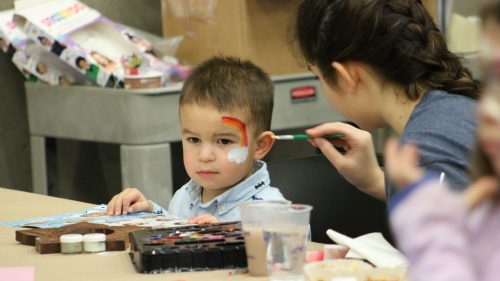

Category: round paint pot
[83, 233, 106, 253]
[60, 234, 83, 254]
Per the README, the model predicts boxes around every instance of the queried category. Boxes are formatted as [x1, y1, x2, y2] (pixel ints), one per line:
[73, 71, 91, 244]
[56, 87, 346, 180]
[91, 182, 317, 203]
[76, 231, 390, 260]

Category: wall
[452, 0, 492, 17]
[0, 1, 30, 192]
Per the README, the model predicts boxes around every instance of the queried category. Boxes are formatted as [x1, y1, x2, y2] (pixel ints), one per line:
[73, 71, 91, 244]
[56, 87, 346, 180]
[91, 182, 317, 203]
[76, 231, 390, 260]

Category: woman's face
[310, 65, 357, 117]
[309, 64, 383, 129]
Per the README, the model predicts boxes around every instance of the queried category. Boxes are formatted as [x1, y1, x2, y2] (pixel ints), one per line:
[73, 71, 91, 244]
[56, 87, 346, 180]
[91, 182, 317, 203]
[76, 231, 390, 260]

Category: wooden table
[0, 187, 323, 281]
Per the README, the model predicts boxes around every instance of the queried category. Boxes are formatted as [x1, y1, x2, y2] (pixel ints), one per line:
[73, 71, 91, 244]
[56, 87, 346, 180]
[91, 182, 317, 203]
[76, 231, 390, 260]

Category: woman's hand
[306, 122, 385, 200]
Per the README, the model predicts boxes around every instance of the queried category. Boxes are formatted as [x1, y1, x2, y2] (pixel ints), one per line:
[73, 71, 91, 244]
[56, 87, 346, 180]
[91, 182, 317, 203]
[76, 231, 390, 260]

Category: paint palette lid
[83, 233, 106, 242]
[60, 234, 83, 243]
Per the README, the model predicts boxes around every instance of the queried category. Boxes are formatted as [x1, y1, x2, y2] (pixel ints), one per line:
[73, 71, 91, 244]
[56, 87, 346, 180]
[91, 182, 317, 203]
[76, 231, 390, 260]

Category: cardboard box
[0, 10, 28, 53]
[23, 41, 92, 85]
[1, 9, 86, 84]
[161, 0, 306, 75]
[13, 0, 168, 87]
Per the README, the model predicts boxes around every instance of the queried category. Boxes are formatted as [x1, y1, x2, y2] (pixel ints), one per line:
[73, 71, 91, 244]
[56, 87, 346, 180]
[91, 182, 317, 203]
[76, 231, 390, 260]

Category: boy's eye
[217, 138, 233, 145]
[186, 137, 200, 144]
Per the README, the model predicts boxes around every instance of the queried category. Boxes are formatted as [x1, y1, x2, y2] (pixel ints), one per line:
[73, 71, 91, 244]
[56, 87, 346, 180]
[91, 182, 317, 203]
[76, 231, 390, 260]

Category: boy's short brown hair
[179, 56, 274, 135]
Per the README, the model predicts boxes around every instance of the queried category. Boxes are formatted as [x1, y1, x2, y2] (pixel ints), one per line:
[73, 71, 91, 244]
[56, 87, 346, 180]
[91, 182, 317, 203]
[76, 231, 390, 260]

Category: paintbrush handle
[293, 134, 344, 140]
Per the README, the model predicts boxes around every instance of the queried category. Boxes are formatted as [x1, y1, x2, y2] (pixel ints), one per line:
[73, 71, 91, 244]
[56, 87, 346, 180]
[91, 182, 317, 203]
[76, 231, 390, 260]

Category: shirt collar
[184, 160, 271, 214]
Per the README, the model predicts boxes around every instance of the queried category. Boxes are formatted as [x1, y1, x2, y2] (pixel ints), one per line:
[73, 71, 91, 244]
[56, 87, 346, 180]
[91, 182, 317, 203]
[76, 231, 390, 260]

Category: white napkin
[326, 229, 408, 268]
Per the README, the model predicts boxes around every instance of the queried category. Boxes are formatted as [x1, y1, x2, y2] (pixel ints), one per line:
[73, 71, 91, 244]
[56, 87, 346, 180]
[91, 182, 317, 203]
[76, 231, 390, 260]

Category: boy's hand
[384, 138, 425, 189]
[106, 188, 153, 215]
[188, 214, 219, 224]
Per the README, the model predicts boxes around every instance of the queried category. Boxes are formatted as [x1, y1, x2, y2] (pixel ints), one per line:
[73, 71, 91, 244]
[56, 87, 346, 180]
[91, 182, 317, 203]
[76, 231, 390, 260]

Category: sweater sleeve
[390, 178, 475, 281]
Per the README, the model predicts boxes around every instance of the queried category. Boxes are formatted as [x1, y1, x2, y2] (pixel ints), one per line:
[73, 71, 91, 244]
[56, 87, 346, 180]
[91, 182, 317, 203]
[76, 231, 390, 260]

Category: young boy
[107, 56, 286, 224]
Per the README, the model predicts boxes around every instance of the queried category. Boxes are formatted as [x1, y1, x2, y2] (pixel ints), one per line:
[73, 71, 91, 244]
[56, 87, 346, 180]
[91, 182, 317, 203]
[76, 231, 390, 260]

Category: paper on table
[0, 204, 188, 229]
[326, 229, 408, 268]
[0, 267, 34, 281]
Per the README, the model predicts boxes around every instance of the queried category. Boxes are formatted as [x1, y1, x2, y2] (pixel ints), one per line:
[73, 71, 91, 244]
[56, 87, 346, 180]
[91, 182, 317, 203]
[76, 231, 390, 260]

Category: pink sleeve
[390, 178, 475, 281]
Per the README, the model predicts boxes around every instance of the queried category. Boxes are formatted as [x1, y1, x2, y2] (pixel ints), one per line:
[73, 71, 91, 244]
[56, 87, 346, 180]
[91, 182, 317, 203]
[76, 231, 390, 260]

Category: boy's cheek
[182, 155, 196, 174]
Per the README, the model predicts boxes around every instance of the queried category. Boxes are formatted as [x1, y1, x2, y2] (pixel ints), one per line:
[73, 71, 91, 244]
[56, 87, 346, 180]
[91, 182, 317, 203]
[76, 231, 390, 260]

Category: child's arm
[385, 139, 498, 281]
[188, 213, 219, 224]
[106, 188, 153, 215]
[390, 178, 475, 281]
[385, 139, 473, 281]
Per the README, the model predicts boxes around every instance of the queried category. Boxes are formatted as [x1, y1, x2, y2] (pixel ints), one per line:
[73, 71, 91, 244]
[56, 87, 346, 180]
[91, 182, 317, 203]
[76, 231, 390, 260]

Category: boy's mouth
[197, 170, 219, 176]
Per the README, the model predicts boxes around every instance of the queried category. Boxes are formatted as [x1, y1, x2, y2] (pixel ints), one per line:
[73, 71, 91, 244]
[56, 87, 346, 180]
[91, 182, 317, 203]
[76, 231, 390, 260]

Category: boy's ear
[253, 131, 275, 160]
[331, 61, 359, 95]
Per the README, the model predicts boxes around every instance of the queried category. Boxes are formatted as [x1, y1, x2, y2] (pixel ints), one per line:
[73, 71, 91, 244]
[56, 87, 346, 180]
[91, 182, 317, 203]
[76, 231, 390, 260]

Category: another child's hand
[106, 188, 153, 215]
[384, 138, 425, 189]
[463, 176, 499, 209]
[188, 214, 219, 224]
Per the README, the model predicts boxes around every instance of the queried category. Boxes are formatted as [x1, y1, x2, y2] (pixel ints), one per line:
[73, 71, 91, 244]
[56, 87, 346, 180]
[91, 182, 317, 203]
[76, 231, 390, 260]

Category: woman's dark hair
[295, 0, 480, 100]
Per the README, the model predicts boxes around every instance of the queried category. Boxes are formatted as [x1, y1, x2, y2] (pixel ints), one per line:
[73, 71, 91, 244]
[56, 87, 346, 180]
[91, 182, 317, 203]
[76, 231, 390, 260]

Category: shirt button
[219, 204, 226, 212]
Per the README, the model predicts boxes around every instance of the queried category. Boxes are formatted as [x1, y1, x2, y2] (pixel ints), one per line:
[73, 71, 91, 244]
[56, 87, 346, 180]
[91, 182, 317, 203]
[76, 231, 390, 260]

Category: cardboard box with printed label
[13, 0, 167, 87]
[161, 0, 305, 75]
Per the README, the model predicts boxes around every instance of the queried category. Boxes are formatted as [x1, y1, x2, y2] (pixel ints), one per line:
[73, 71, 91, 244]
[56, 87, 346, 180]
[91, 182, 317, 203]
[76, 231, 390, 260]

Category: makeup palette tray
[129, 221, 247, 273]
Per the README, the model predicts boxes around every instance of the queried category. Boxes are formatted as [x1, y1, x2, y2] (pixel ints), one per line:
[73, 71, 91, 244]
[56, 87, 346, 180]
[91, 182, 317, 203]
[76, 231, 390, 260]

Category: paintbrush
[272, 133, 344, 140]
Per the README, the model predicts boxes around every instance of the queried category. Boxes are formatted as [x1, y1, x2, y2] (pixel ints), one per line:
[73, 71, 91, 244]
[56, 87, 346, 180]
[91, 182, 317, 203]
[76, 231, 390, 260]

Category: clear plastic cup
[262, 204, 313, 281]
[239, 200, 291, 277]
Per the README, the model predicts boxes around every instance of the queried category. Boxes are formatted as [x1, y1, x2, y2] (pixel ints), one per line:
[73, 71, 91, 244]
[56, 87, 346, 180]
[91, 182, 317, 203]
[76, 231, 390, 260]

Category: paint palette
[129, 221, 247, 273]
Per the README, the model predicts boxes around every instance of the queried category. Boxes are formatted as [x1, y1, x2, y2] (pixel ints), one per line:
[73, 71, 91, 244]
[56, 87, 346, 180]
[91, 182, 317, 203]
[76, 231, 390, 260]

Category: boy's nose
[198, 144, 216, 162]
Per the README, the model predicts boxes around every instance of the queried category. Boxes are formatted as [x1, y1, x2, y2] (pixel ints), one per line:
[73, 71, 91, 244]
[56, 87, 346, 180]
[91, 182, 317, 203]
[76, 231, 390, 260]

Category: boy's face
[180, 103, 264, 193]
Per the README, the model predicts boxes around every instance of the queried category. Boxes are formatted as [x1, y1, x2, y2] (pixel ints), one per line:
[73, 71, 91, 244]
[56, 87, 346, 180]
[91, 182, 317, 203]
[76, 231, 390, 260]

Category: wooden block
[15, 222, 150, 254]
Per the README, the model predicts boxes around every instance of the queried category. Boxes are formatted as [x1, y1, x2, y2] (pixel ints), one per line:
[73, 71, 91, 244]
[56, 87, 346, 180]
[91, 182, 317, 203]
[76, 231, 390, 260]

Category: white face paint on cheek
[227, 147, 249, 164]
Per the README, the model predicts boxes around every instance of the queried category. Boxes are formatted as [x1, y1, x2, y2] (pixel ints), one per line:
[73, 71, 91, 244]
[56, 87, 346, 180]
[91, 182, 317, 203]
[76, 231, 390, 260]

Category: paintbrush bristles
[272, 135, 295, 140]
